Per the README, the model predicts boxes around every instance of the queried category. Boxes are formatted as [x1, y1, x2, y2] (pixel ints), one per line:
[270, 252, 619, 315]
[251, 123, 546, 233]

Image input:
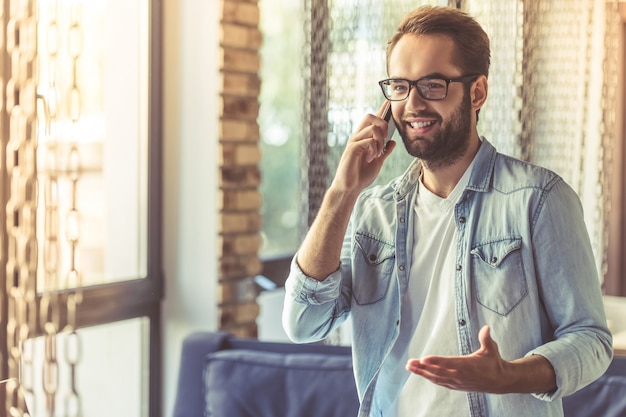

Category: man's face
[388, 34, 476, 170]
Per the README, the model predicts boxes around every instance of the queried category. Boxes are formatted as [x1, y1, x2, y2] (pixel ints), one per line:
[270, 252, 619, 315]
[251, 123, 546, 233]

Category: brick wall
[218, 0, 263, 338]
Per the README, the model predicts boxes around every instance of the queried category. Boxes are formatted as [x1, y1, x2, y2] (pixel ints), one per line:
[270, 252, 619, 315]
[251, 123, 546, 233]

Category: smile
[409, 120, 436, 129]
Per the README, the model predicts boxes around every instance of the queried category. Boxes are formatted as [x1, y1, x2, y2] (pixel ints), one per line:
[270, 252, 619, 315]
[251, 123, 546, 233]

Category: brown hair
[386, 6, 490, 78]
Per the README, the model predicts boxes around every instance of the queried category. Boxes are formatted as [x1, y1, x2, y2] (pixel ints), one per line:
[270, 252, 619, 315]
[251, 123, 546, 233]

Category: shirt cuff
[525, 348, 566, 401]
[287, 254, 343, 305]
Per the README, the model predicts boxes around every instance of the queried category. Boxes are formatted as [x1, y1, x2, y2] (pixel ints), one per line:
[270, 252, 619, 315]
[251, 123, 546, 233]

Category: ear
[470, 75, 488, 111]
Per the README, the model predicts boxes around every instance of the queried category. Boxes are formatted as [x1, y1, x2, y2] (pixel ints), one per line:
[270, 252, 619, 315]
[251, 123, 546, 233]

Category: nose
[404, 85, 428, 112]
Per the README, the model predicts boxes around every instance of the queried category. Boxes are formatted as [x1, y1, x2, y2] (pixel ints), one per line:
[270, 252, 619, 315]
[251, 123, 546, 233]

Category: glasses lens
[383, 79, 410, 101]
[417, 79, 448, 100]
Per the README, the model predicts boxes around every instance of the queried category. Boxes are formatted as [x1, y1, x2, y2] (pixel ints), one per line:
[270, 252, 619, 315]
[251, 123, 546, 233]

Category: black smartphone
[383, 102, 396, 146]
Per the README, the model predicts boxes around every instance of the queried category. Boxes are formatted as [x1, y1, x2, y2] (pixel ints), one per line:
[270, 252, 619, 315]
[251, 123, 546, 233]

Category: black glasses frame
[378, 74, 480, 101]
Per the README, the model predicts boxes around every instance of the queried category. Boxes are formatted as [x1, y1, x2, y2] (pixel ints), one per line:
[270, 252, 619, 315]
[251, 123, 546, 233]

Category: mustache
[402, 111, 442, 122]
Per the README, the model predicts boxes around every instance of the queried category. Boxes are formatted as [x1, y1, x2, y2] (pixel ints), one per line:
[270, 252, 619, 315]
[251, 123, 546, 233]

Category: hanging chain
[2, 0, 85, 416]
[576, 0, 594, 197]
[39, 0, 60, 414]
[5, 1, 38, 416]
[299, 0, 311, 237]
[302, 0, 330, 229]
[0, 0, 4, 392]
[62, 2, 83, 415]
[38, 0, 84, 414]
[599, 0, 620, 280]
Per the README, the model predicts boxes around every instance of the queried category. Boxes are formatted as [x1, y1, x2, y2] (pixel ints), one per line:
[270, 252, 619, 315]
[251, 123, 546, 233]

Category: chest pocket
[470, 236, 527, 316]
[352, 232, 395, 305]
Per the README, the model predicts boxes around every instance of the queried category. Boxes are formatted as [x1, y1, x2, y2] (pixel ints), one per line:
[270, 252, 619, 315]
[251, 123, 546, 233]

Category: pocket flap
[355, 233, 395, 266]
[470, 237, 522, 268]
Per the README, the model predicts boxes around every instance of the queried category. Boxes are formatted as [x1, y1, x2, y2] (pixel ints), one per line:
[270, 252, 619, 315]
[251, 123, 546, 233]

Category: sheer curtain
[469, 0, 619, 280]
[302, 0, 620, 284]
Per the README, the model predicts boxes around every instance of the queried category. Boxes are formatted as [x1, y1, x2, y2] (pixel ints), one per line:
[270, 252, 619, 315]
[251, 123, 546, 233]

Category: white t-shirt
[390, 164, 474, 417]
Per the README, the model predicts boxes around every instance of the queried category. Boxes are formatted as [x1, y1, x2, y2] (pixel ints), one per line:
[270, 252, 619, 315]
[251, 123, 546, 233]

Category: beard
[396, 91, 472, 171]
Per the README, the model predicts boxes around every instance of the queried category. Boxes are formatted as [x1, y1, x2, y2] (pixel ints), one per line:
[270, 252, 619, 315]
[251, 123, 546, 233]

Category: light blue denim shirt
[283, 138, 613, 417]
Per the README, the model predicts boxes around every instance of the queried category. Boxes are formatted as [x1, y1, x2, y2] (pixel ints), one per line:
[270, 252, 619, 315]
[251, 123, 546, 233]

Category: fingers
[364, 136, 396, 163]
[381, 139, 396, 158]
[365, 137, 384, 163]
[350, 101, 394, 162]
[403, 325, 507, 393]
[405, 357, 466, 391]
[406, 355, 461, 372]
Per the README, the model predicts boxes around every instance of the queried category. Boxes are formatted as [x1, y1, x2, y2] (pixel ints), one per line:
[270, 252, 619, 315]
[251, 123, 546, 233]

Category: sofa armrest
[173, 332, 231, 417]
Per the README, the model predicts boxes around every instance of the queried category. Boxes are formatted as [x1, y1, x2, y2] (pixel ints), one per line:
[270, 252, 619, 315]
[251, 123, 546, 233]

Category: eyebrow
[388, 72, 453, 80]
[422, 72, 450, 79]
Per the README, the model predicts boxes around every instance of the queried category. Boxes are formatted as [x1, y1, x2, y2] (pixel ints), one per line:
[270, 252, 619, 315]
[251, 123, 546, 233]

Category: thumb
[477, 325, 499, 355]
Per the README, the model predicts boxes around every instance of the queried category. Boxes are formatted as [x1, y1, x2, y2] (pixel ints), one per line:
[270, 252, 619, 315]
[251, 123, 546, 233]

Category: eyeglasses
[378, 74, 479, 101]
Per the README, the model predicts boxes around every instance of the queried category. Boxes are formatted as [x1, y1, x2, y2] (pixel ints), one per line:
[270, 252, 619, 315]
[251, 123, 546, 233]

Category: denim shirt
[282, 139, 613, 417]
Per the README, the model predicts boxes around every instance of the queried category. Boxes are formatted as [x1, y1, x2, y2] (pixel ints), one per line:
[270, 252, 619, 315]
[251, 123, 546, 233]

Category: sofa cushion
[203, 349, 359, 417]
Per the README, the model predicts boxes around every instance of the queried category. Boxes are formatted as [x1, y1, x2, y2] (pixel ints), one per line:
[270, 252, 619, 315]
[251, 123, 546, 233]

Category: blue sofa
[173, 332, 358, 417]
[173, 331, 626, 417]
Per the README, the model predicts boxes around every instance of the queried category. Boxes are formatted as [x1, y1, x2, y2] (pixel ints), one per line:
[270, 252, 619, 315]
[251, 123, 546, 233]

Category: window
[258, 0, 304, 260]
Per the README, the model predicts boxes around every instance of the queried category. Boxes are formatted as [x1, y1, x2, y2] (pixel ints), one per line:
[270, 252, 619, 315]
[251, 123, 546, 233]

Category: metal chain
[62, 2, 83, 416]
[1, 0, 85, 415]
[302, 0, 330, 229]
[599, 1, 620, 279]
[37, 0, 84, 414]
[577, 0, 595, 197]
[519, 0, 541, 162]
[0, 0, 4, 391]
[299, 0, 312, 236]
[5, 1, 38, 416]
[39, 1, 60, 415]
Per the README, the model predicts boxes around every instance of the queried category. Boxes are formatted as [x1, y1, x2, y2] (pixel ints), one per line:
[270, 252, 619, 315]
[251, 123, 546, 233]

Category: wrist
[325, 184, 361, 207]
[507, 354, 557, 394]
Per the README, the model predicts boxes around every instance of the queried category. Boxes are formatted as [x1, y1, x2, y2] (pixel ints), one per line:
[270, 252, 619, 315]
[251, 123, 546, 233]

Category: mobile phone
[383, 102, 396, 146]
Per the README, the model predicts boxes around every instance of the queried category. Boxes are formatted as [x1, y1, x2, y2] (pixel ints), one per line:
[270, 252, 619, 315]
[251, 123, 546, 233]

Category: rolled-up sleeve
[527, 179, 613, 400]
[282, 256, 349, 343]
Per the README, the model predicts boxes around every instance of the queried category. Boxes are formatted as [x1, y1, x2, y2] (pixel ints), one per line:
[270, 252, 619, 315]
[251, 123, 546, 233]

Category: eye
[422, 79, 446, 90]
[390, 80, 409, 92]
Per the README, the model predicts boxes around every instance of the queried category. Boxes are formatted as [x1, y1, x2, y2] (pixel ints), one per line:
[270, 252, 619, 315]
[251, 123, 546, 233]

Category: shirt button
[399, 217, 405, 223]
[459, 319, 466, 326]
[369, 254, 377, 262]
[456, 264, 462, 271]
[398, 265, 405, 271]
[459, 217, 466, 223]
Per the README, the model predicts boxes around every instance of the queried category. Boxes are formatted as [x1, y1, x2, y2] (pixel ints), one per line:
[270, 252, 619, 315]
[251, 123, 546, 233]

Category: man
[282, 6, 612, 417]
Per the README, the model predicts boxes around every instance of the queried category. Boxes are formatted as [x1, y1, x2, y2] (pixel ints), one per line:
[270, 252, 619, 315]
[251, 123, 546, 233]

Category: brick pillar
[218, 0, 263, 338]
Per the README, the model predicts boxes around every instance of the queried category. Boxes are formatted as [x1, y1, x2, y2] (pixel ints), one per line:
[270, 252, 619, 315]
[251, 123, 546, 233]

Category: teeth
[410, 120, 435, 129]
